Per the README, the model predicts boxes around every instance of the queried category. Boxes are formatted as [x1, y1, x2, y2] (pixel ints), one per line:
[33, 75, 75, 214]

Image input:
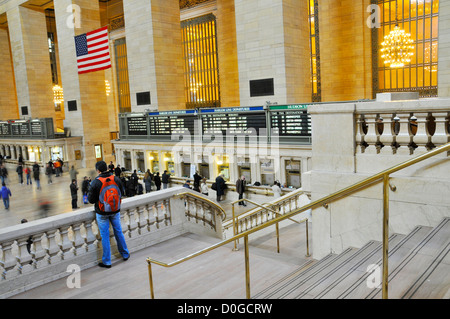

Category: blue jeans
[3, 197, 9, 209]
[96, 212, 130, 266]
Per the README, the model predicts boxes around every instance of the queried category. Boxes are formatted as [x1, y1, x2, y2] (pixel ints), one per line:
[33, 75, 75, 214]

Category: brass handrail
[230, 198, 308, 254]
[175, 191, 227, 221]
[147, 142, 450, 299]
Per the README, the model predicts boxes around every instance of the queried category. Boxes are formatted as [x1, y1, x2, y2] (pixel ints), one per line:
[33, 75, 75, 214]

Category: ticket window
[216, 155, 229, 181]
[51, 146, 64, 161]
[285, 160, 301, 188]
[162, 152, 175, 175]
[260, 159, 275, 186]
[182, 163, 191, 177]
[136, 152, 145, 173]
[123, 151, 131, 170]
[148, 152, 159, 173]
[238, 158, 251, 183]
[200, 163, 210, 179]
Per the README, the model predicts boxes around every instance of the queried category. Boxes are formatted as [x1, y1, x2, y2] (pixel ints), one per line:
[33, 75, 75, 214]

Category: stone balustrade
[0, 187, 223, 298]
[356, 100, 449, 156]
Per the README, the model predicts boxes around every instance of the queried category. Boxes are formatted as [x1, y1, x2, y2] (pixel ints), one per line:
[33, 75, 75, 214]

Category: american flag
[74, 26, 111, 74]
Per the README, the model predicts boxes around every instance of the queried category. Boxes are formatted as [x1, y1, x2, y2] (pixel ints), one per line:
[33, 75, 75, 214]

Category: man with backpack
[88, 161, 130, 268]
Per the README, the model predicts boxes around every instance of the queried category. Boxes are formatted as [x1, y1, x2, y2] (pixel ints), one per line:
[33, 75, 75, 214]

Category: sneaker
[98, 263, 111, 269]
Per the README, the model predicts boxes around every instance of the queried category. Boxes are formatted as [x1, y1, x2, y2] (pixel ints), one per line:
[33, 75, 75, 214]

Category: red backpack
[98, 176, 122, 213]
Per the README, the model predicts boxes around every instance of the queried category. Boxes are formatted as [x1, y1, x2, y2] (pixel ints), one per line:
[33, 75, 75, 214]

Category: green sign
[269, 104, 308, 110]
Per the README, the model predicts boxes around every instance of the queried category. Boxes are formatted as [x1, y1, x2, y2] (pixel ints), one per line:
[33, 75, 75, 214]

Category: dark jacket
[236, 179, 246, 195]
[162, 172, 170, 184]
[70, 182, 78, 199]
[215, 175, 226, 196]
[88, 172, 125, 215]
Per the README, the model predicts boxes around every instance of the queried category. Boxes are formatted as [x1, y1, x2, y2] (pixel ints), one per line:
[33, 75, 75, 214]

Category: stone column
[123, 0, 185, 112]
[234, 0, 311, 107]
[438, 0, 450, 97]
[318, 0, 372, 102]
[6, 6, 54, 121]
[0, 28, 18, 120]
[54, 0, 114, 169]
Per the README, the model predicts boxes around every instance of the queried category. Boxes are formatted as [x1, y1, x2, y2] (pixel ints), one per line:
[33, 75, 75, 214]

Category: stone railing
[0, 187, 222, 298]
[356, 100, 449, 156]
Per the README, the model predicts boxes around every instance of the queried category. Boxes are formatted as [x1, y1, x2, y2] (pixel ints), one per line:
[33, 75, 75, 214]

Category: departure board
[269, 105, 311, 137]
[148, 110, 197, 136]
[0, 122, 9, 136]
[201, 107, 266, 136]
[126, 116, 148, 136]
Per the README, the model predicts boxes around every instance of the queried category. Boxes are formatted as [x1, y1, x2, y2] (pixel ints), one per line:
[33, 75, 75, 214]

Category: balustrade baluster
[137, 205, 149, 235]
[45, 229, 61, 264]
[71, 223, 86, 256]
[16, 236, 33, 274]
[379, 114, 395, 155]
[31, 232, 47, 268]
[0, 241, 17, 279]
[84, 220, 97, 252]
[412, 113, 428, 154]
[431, 112, 448, 147]
[394, 114, 412, 155]
[148, 204, 157, 230]
[363, 114, 379, 154]
[127, 207, 139, 238]
[59, 225, 74, 260]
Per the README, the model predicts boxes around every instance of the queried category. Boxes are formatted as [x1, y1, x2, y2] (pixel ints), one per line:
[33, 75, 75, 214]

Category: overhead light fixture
[380, 25, 414, 68]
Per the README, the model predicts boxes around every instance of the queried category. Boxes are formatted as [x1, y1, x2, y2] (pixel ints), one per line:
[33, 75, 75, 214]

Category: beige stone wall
[7, 6, 54, 121]
[282, 0, 311, 104]
[318, 0, 372, 102]
[54, 0, 113, 169]
[234, 0, 311, 106]
[0, 28, 18, 120]
[216, 0, 240, 107]
[124, 0, 184, 112]
[438, 0, 450, 97]
[151, 0, 185, 111]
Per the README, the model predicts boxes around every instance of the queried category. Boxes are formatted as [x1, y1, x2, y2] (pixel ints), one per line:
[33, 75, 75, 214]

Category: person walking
[236, 175, 247, 206]
[69, 165, 79, 183]
[45, 163, 53, 184]
[1, 182, 11, 210]
[88, 161, 130, 268]
[32, 162, 41, 190]
[215, 173, 226, 202]
[53, 158, 61, 177]
[1, 164, 8, 185]
[24, 166, 32, 185]
[154, 172, 161, 191]
[162, 170, 170, 189]
[81, 176, 90, 204]
[16, 163, 24, 185]
[70, 179, 78, 209]
[193, 171, 202, 192]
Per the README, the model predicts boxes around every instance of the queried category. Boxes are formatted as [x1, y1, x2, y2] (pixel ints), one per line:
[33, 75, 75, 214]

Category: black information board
[201, 107, 266, 136]
[149, 115, 195, 135]
[31, 121, 42, 136]
[270, 105, 310, 137]
[0, 123, 9, 135]
[126, 116, 148, 136]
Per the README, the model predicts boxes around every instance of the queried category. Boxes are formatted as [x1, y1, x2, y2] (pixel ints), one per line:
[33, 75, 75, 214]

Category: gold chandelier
[380, 25, 414, 68]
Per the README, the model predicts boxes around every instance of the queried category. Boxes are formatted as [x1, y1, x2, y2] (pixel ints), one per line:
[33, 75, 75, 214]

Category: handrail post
[305, 219, 311, 257]
[232, 203, 238, 251]
[275, 222, 280, 253]
[244, 235, 251, 299]
[148, 260, 155, 299]
[382, 174, 390, 299]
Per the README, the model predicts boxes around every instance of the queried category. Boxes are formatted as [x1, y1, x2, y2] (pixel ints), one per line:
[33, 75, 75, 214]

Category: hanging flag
[74, 26, 111, 74]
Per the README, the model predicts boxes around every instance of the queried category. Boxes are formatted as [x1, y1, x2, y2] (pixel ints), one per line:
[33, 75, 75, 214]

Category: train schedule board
[148, 110, 197, 136]
[200, 106, 266, 136]
[269, 104, 311, 137]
